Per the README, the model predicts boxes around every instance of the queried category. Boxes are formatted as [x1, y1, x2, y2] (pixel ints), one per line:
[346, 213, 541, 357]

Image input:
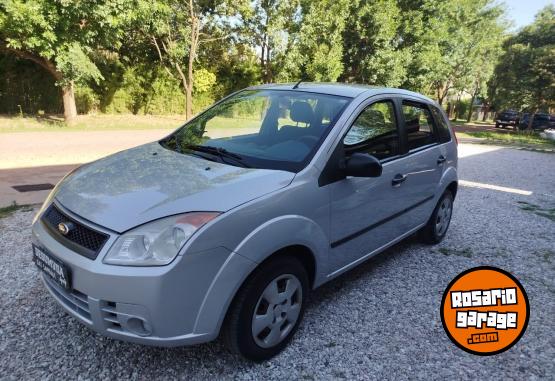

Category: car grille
[43, 274, 92, 322]
[42, 204, 109, 259]
[101, 301, 123, 331]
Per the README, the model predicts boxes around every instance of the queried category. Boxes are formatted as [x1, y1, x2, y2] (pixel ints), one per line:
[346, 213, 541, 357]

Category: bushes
[455, 99, 471, 120]
[0, 55, 219, 116]
[75, 87, 99, 114]
[0, 53, 61, 114]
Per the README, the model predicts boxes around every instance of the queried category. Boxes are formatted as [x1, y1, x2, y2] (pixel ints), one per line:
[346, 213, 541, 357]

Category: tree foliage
[489, 5, 555, 113]
[2, 0, 544, 122]
[0, 0, 135, 121]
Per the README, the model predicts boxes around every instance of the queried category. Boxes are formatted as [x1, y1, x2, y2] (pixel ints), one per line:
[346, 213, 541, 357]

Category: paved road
[0, 130, 170, 207]
[0, 144, 553, 380]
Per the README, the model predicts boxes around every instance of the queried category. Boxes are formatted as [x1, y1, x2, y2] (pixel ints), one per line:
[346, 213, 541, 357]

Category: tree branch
[0, 43, 61, 80]
[151, 36, 176, 78]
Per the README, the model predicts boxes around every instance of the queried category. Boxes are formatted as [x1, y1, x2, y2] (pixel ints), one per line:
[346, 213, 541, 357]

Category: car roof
[248, 82, 436, 103]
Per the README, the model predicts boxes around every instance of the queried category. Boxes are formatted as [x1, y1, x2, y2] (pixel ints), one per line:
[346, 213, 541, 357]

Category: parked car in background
[495, 110, 521, 129]
[31, 83, 458, 361]
[517, 113, 555, 130]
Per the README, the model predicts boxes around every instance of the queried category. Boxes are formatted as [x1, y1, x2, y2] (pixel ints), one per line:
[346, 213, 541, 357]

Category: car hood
[54, 142, 295, 233]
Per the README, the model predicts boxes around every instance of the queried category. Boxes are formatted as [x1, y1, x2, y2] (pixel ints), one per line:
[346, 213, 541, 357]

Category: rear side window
[402, 102, 439, 150]
[430, 106, 452, 143]
[343, 100, 399, 160]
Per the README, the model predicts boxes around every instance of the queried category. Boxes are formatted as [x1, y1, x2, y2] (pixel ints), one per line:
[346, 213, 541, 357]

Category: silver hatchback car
[32, 83, 457, 361]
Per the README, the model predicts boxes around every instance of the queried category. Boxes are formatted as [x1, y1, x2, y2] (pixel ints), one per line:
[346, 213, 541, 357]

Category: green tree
[489, 5, 555, 125]
[239, 0, 300, 83]
[278, 0, 349, 82]
[0, 0, 133, 123]
[136, 0, 244, 119]
[458, 4, 504, 121]
[398, 0, 505, 106]
[342, 0, 410, 86]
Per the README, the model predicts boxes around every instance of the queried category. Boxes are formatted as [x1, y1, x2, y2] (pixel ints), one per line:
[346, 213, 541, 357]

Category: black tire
[420, 191, 454, 244]
[222, 255, 309, 362]
[495, 123, 500, 128]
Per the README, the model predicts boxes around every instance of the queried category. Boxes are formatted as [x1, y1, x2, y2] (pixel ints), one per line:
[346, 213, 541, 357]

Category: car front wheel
[223, 255, 309, 361]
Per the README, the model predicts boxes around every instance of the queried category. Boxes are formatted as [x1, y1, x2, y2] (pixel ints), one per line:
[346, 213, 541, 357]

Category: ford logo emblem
[57, 222, 74, 236]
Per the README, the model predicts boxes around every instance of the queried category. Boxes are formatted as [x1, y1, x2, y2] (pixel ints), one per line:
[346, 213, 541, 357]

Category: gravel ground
[0, 143, 554, 380]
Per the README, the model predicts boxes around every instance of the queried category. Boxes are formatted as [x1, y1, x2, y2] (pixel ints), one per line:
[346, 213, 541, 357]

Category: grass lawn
[458, 130, 555, 148]
[451, 118, 495, 126]
[0, 202, 34, 219]
[0, 114, 187, 133]
[0, 114, 279, 134]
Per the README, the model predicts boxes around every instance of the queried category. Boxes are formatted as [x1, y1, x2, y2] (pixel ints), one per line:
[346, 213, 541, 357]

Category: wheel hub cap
[251, 274, 302, 348]
[435, 197, 453, 236]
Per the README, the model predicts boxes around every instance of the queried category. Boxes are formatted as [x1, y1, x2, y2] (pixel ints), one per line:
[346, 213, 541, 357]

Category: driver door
[326, 98, 410, 272]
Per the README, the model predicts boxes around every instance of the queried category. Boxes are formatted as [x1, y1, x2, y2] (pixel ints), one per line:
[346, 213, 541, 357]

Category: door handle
[437, 155, 446, 164]
[392, 174, 407, 187]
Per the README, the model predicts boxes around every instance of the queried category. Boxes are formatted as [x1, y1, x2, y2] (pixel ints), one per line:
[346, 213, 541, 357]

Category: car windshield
[160, 90, 351, 172]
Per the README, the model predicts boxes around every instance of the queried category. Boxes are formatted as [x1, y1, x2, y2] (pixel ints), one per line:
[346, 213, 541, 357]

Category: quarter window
[402, 102, 438, 150]
[343, 101, 399, 160]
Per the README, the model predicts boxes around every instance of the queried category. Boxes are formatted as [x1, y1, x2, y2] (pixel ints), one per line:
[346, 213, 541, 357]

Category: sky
[503, 0, 554, 29]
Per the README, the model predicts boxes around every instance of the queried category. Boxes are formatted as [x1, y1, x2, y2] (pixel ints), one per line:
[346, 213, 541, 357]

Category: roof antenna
[292, 79, 303, 89]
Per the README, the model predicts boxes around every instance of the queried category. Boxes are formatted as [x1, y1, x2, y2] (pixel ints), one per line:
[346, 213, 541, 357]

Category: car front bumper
[31, 203, 257, 347]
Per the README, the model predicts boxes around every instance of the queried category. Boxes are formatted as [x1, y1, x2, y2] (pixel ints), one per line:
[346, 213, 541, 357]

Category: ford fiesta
[32, 83, 458, 361]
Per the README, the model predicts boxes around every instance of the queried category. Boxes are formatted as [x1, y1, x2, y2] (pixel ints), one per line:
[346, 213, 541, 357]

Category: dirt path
[453, 122, 515, 134]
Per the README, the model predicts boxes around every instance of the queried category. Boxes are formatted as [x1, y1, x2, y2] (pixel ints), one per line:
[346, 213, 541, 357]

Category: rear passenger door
[396, 99, 445, 230]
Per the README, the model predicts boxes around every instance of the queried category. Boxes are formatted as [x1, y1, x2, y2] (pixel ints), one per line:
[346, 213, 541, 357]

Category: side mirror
[344, 153, 382, 177]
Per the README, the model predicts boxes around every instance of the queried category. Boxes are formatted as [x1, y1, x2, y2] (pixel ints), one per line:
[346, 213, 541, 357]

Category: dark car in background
[517, 113, 555, 131]
[495, 110, 520, 129]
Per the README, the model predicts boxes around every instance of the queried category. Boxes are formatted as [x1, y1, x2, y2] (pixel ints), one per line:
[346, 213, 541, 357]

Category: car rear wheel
[223, 255, 309, 361]
[420, 190, 454, 244]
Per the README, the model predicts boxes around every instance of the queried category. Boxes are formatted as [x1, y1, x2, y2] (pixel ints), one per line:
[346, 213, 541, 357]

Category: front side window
[161, 90, 351, 172]
[402, 102, 438, 150]
[343, 100, 399, 160]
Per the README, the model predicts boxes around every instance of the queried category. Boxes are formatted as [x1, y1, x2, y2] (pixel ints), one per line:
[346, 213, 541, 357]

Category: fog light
[126, 317, 151, 336]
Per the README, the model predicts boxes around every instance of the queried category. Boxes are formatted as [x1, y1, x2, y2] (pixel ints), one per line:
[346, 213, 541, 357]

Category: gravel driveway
[0, 144, 554, 380]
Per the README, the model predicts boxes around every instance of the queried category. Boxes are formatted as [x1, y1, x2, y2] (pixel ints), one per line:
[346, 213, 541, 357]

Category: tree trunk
[62, 82, 77, 125]
[186, 85, 193, 120]
[527, 111, 536, 132]
[437, 88, 444, 106]
[482, 104, 489, 122]
[266, 46, 272, 83]
[466, 90, 477, 123]
[455, 94, 462, 120]
[187, 42, 194, 119]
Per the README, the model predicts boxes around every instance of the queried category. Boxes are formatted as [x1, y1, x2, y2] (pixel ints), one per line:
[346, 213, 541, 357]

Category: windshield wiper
[186, 145, 250, 167]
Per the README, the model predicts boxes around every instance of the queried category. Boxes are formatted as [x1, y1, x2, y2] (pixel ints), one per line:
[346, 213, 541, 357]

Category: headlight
[103, 212, 221, 266]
